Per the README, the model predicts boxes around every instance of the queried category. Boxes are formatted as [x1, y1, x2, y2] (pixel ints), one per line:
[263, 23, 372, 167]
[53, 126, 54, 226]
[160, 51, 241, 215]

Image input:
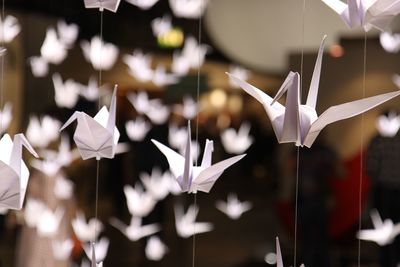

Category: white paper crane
[146, 99, 170, 125]
[88, 242, 104, 267]
[151, 15, 172, 37]
[24, 198, 46, 228]
[123, 50, 154, 82]
[228, 65, 250, 89]
[110, 216, 161, 241]
[275, 237, 305, 267]
[81, 36, 119, 70]
[29, 56, 49, 77]
[0, 15, 20, 43]
[321, 0, 400, 31]
[125, 0, 159, 10]
[52, 73, 81, 109]
[40, 135, 80, 167]
[221, 122, 253, 154]
[215, 193, 252, 220]
[40, 28, 68, 65]
[174, 204, 213, 238]
[127, 91, 151, 114]
[173, 96, 199, 120]
[171, 50, 191, 76]
[380, 32, 400, 53]
[0, 134, 38, 210]
[168, 124, 188, 150]
[125, 117, 151, 142]
[0, 102, 12, 134]
[227, 35, 400, 147]
[60, 86, 120, 160]
[30, 158, 62, 177]
[123, 184, 157, 217]
[140, 168, 171, 201]
[72, 211, 103, 242]
[84, 0, 121, 12]
[36, 206, 65, 237]
[152, 121, 245, 193]
[80, 77, 102, 102]
[169, 0, 209, 19]
[83, 237, 109, 263]
[57, 20, 79, 48]
[179, 36, 210, 69]
[152, 65, 179, 87]
[52, 239, 74, 261]
[376, 111, 400, 137]
[54, 175, 75, 200]
[26, 115, 61, 148]
[145, 236, 168, 261]
[357, 209, 400, 246]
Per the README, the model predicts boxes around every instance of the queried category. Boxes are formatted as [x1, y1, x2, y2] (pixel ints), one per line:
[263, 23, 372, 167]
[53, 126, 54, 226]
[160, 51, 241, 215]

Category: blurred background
[1, 0, 400, 267]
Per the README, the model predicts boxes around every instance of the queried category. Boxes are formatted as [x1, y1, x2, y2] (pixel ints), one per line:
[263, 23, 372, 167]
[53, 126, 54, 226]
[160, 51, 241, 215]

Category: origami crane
[52, 73, 81, 109]
[174, 204, 213, 238]
[152, 121, 245, 193]
[0, 15, 21, 43]
[36, 206, 65, 237]
[24, 198, 45, 228]
[123, 50, 154, 82]
[40, 28, 68, 65]
[0, 134, 38, 210]
[83, 237, 109, 264]
[357, 209, 400, 246]
[376, 111, 400, 137]
[140, 168, 171, 200]
[72, 211, 103, 242]
[81, 36, 119, 70]
[110, 216, 160, 241]
[276, 237, 305, 267]
[29, 56, 49, 77]
[125, 0, 159, 10]
[151, 15, 172, 37]
[26, 115, 61, 147]
[145, 236, 168, 261]
[220, 122, 253, 154]
[227, 35, 400, 147]
[215, 193, 252, 220]
[228, 65, 250, 89]
[60, 86, 120, 160]
[123, 184, 156, 217]
[169, 0, 209, 19]
[125, 117, 151, 142]
[380, 32, 400, 53]
[146, 100, 170, 125]
[321, 0, 400, 31]
[57, 20, 79, 48]
[52, 239, 74, 261]
[84, 0, 121, 12]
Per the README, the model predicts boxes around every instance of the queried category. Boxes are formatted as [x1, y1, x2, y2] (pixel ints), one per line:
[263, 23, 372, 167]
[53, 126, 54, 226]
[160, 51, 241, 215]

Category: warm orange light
[329, 44, 344, 58]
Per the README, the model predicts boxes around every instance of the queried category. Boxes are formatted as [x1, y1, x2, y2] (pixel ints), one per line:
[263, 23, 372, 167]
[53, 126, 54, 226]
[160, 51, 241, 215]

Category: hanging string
[0, 0, 5, 134]
[293, 0, 306, 266]
[357, 30, 367, 267]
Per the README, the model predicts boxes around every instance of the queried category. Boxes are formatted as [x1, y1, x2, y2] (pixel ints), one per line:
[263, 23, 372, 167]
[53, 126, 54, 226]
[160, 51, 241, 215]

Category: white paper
[26, 115, 61, 148]
[29, 56, 49, 77]
[123, 184, 156, 217]
[36, 206, 65, 237]
[123, 50, 154, 82]
[169, 0, 209, 19]
[60, 86, 120, 160]
[24, 198, 46, 228]
[140, 168, 171, 200]
[174, 204, 213, 238]
[227, 35, 400, 147]
[81, 36, 119, 70]
[125, 0, 159, 10]
[127, 91, 151, 114]
[275, 237, 305, 267]
[83, 237, 109, 263]
[52, 239, 74, 261]
[52, 73, 81, 109]
[54, 175, 75, 200]
[321, 0, 400, 31]
[84, 0, 121, 12]
[228, 65, 250, 89]
[31, 158, 62, 177]
[0, 102, 12, 134]
[173, 96, 199, 120]
[152, 15, 172, 37]
[145, 236, 168, 261]
[380, 32, 400, 53]
[72, 211, 103, 242]
[40, 28, 68, 65]
[110, 216, 160, 241]
[221, 122, 253, 154]
[0, 15, 20, 43]
[146, 99, 170, 125]
[57, 20, 79, 48]
[0, 134, 38, 210]
[125, 117, 151, 141]
[376, 111, 400, 137]
[153, 65, 179, 87]
[215, 193, 252, 220]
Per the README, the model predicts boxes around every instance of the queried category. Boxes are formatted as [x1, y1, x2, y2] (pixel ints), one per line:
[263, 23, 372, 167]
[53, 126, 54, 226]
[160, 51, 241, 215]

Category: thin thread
[194, 0, 203, 167]
[293, 0, 306, 266]
[94, 159, 100, 236]
[98, 10, 104, 110]
[0, 0, 5, 134]
[358, 30, 367, 267]
[192, 193, 197, 267]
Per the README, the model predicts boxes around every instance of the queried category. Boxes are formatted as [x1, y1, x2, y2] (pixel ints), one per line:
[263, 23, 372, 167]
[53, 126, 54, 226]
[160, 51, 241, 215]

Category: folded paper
[84, 0, 121, 12]
[215, 193, 252, 220]
[110, 216, 160, 241]
[174, 204, 212, 238]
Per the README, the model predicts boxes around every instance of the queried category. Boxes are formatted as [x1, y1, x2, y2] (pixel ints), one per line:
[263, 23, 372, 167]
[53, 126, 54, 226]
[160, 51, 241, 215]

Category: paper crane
[84, 0, 121, 12]
[321, 0, 400, 31]
[215, 193, 252, 220]
[109, 216, 160, 241]
[174, 204, 213, 238]
[227, 35, 400, 147]
[276, 237, 305, 267]
[0, 134, 38, 210]
[60, 86, 119, 160]
[152, 121, 245, 193]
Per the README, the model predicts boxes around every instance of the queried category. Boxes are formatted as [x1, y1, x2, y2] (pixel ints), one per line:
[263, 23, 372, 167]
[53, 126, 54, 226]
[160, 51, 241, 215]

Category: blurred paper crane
[321, 0, 400, 31]
[36, 206, 65, 237]
[215, 193, 252, 220]
[227, 35, 400, 147]
[140, 168, 171, 201]
[376, 111, 400, 137]
[83, 237, 109, 263]
[72, 211, 103, 242]
[110, 216, 160, 241]
[146, 100, 170, 125]
[151, 15, 172, 37]
[52, 239, 74, 261]
[127, 91, 151, 114]
[171, 50, 191, 76]
[30, 158, 62, 177]
[124, 184, 156, 217]
[152, 65, 179, 87]
[125, 0, 159, 10]
[57, 20, 79, 48]
[123, 50, 154, 82]
[357, 209, 400, 246]
[29, 56, 49, 77]
[221, 122, 253, 154]
[24, 198, 46, 228]
[52, 73, 81, 109]
[40, 135, 80, 167]
[125, 117, 151, 142]
[0, 102, 12, 134]
[380, 32, 400, 53]
[169, 0, 209, 19]
[54, 175, 75, 200]
[168, 124, 189, 150]
[60, 86, 120, 160]
[153, 121, 245, 193]
[174, 204, 213, 238]
[145, 236, 168, 261]
[81, 36, 119, 70]
[0, 134, 38, 210]
[228, 65, 250, 89]
[26, 115, 61, 148]
[84, 0, 121, 12]
[173, 96, 198, 120]
[40, 28, 68, 65]
[80, 76, 102, 102]
[0, 15, 20, 43]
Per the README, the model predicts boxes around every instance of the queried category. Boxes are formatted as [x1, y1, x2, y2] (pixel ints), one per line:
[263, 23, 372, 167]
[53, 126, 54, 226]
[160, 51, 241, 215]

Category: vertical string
[358, 30, 367, 267]
[192, 193, 197, 267]
[293, 0, 306, 266]
[0, 0, 5, 134]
